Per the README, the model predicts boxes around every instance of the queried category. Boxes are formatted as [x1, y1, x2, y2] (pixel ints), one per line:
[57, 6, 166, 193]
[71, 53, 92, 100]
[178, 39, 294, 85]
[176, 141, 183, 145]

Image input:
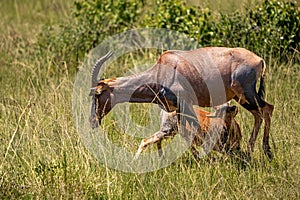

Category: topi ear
[95, 83, 109, 95]
[89, 84, 108, 96]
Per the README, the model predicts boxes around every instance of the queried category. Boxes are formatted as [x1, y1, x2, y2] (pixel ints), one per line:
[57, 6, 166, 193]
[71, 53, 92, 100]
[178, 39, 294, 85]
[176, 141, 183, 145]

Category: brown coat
[134, 105, 242, 160]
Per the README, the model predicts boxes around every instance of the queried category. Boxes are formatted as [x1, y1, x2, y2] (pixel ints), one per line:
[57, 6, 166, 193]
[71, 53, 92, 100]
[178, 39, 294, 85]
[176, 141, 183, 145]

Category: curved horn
[91, 51, 114, 86]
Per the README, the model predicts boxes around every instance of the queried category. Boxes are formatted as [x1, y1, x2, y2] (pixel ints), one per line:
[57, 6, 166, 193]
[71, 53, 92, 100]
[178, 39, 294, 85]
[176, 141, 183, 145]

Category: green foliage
[219, 0, 300, 61]
[253, 0, 300, 53]
[142, 0, 221, 46]
[37, 0, 299, 69]
[72, 0, 145, 51]
[37, 0, 146, 68]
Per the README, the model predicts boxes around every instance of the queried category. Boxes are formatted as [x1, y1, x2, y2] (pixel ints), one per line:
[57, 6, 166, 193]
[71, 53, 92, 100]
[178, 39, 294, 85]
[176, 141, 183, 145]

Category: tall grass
[1, 0, 299, 199]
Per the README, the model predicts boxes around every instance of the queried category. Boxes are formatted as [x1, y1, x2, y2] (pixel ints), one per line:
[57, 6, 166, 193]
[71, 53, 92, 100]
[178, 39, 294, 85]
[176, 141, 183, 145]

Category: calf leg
[177, 102, 199, 146]
[134, 131, 170, 160]
[226, 122, 242, 155]
[190, 133, 204, 160]
[190, 144, 202, 160]
[157, 140, 163, 157]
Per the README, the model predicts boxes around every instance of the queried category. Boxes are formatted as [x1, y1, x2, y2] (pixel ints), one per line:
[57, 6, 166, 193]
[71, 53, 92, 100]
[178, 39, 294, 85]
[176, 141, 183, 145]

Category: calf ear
[231, 106, 237, 111]
[228, 106, 238, 113]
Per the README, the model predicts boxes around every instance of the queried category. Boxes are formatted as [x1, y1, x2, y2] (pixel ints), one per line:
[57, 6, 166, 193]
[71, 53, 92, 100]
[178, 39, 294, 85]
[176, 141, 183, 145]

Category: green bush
[72, 0, 145, 51]
[219, 0, 300, 61]
[37, 0, 299, 70]
[37, 0, 146, 68]
[142, 0, 221, 47]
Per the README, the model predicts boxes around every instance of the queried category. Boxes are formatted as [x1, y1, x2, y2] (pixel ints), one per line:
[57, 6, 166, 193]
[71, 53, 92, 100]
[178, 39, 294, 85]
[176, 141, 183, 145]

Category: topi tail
[258, 60, 266, 99]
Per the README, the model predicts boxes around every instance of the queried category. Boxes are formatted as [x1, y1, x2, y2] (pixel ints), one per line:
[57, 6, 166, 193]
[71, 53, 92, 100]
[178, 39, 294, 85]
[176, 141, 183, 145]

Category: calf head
[208, 105, 238, 123]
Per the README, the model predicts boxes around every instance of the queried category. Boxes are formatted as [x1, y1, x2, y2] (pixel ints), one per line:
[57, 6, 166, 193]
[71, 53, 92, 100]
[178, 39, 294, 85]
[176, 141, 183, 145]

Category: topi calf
[134, 105, 242, 160]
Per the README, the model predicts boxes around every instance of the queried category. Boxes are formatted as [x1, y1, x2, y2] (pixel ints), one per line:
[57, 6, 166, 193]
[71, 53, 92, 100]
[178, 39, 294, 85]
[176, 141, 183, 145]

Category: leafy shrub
[142, 0, 221, 47]
[219, 0, 300, 61]
[72, 0, 145, 52]
[37, 0, 146, 68]
[37, 0, 299, 71]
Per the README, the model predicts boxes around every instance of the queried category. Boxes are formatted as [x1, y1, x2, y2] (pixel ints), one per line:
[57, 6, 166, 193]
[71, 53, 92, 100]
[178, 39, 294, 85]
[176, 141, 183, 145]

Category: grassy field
[1, 0, 300, 199]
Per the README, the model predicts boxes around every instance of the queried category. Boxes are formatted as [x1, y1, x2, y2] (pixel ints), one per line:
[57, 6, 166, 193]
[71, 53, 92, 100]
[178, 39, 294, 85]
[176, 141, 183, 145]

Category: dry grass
[0, 0, 299, 199]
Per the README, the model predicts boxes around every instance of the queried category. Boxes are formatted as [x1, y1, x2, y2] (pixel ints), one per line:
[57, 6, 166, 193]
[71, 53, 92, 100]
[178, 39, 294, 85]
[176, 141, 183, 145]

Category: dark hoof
[246, 151, 252, 161]
[263, 143, 273, 161]
[265, 150, 273, 161]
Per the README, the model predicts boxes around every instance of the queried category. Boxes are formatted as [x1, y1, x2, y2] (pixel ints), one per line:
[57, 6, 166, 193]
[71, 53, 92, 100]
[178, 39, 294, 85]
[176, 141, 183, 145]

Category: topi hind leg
[245, 109, 263, 160]
[232, 64, 273, 161]
[262, 102, 274, 161]
[239, 96, 274, 161]
[235, 91, 266, 161]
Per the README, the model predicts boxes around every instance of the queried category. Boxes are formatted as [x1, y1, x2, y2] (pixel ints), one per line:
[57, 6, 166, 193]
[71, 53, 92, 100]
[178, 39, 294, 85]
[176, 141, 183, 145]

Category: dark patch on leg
[244, 91, 266, 108]
[262, 103, 274, 161]
[263, 138, 273, 161]
[239, 101, 263, 161]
